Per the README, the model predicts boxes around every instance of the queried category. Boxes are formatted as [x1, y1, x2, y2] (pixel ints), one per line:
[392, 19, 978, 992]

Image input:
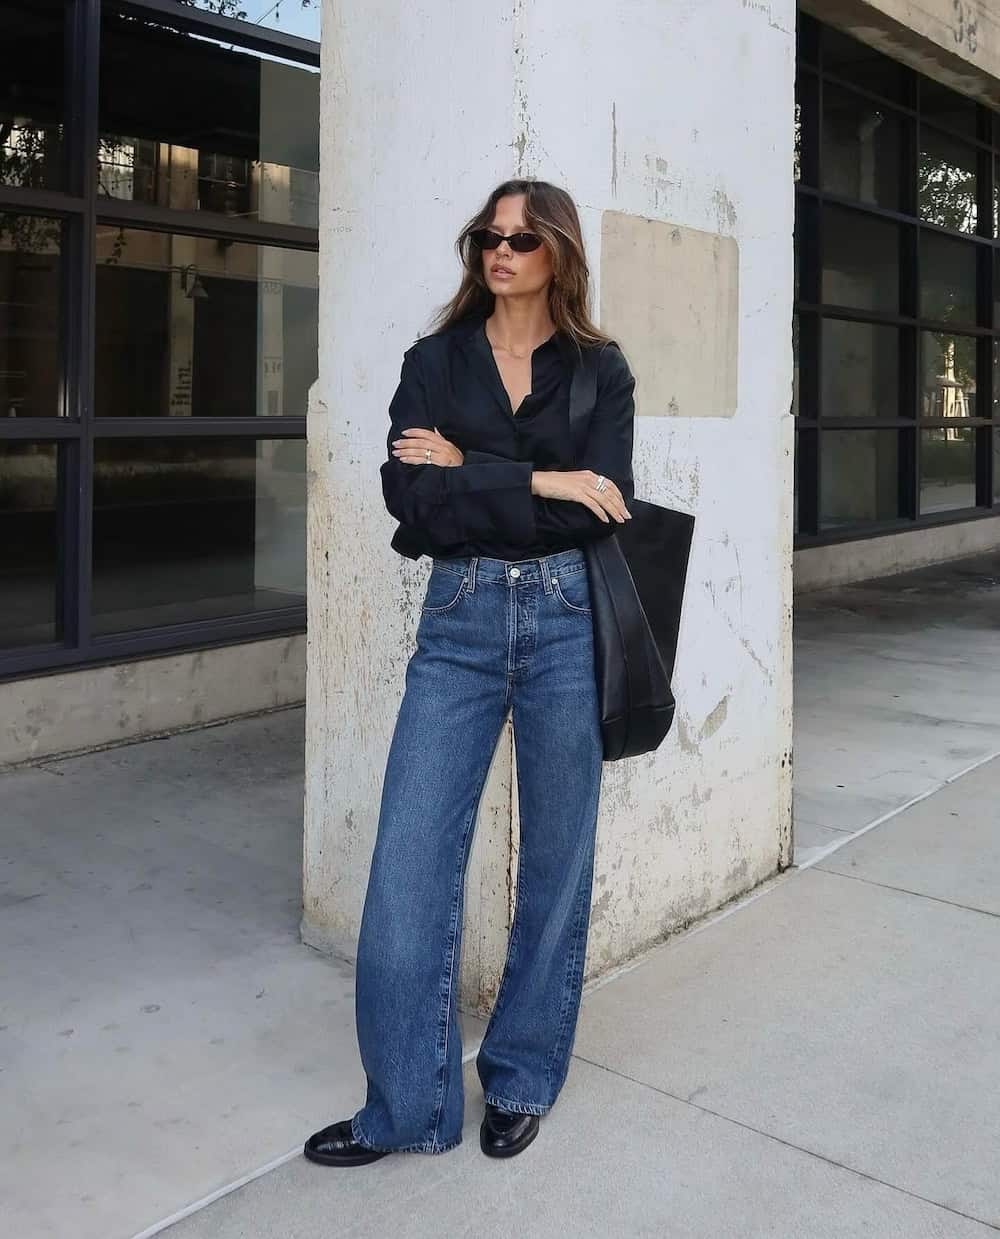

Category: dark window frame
[794, 11, 998, 547]
[0, 0, 318, 681]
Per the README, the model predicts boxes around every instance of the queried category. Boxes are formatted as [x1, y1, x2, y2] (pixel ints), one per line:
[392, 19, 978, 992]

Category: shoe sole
[303, 1145, 391, 1167]
[479, 1121, 539, 1159]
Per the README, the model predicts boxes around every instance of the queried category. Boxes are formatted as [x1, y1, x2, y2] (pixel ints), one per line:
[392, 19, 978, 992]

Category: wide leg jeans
[351, 546, 604, 1153]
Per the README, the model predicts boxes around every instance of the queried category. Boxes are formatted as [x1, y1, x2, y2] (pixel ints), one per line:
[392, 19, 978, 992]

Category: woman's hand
[531, 469, 632, 523]
[391, 427, 464, 467]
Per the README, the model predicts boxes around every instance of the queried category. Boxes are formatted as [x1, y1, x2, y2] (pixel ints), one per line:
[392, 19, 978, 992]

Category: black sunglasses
[468, 227, 543, 254]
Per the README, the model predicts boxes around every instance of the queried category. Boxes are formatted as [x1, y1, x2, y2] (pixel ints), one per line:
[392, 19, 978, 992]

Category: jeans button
[509, 567, 521, 579]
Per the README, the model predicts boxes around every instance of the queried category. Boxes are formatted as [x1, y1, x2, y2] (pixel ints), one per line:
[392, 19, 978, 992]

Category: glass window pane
[919, 231, 977, 324]
[0, 213, 63, 417]
[822, 206, 899, 313]
[822, 84, 902, 209]
[91, 437, 305, 634]
[797, 11, 819, 65]
[0, 441, 60, 648]
[822, 319, 898, 418]
[94, 227, 317, 417]
[921, 332, 976, 420]
[918, 129, 978, 233]
[794, 429, 799, 531]
[792, 316, 799, 415]
[173, 1, 321, 41]
[0, 0, 66, 191]
[993, 251, 1000, 328]
[99, 6, 319, 228]
[919, 427, 976, 513]
[920, 79, 978, 139]
[823, 27, 906, 103]
[820, 429, 900, 528]
[995, 431, 1000, 503]
[994, 341, 1000, 419]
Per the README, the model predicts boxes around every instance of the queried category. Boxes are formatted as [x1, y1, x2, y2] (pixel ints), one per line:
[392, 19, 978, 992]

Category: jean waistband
[433, 546, 586, 584]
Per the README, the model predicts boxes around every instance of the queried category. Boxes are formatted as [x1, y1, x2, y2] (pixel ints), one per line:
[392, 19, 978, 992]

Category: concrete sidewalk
[159, 755, 1000, 1238]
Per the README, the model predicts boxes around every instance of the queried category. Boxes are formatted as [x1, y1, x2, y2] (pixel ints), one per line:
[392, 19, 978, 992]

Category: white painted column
[305, 0, 796, 1011]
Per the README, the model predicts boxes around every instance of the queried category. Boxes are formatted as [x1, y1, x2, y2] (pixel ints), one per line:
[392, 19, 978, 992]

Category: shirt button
[509, 567, 521, 579]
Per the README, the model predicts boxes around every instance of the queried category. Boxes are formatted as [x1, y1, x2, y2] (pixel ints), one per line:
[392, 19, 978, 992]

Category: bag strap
[567, 339, 612, 463]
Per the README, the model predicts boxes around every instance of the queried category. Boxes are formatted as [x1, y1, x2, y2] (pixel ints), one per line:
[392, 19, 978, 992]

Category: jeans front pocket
[551, 565, 592, 615]
[421, 564, 469, 614]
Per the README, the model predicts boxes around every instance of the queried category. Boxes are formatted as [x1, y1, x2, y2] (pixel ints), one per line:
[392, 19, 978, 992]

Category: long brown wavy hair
[426, 179, 611, 352]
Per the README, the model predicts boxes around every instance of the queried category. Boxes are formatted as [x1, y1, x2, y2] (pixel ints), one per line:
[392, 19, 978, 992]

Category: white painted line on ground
[132, 746, 1000, 1238]
[132, 1040, 487, 1239]
[131, 1147, 303, 1239]
[582, 746, 1000, 998]
[792, 746, 1000, 873]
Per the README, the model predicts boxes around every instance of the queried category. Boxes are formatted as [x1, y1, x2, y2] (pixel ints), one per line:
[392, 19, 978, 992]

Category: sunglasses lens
[469, 229, 542, 253]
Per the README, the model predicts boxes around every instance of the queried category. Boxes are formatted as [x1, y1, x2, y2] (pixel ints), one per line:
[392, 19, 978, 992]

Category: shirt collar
[458, 311, 575, 371]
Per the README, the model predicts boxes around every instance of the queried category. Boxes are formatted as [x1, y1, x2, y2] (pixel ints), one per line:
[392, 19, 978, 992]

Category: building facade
[0, 0, 318, 761]
[794, 0, 1000, 588]
[4, 0, 1000, 1005]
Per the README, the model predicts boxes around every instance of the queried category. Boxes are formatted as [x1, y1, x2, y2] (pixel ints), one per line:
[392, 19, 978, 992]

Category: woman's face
[481, 193, 553, 300]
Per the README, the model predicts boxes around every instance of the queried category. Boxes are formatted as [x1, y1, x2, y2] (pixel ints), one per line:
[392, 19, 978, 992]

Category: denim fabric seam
[543, 869, 593, 1098]
[421, 572, 469, 615]
[350, 1112, 461, 1155]
[482, 1093, 551, 1117]
[551, 577, 592, 616]
[503, 584, 516, 708]
[476, 795, 528, 1065]
[429, 739, 503, 1149]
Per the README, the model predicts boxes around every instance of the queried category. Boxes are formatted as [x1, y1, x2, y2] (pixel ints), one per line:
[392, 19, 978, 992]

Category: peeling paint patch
[700, 695, 729, 741]
[712, 187, 737, 234]
[673, 710, 698, 756]
[610, 102, 618, 197]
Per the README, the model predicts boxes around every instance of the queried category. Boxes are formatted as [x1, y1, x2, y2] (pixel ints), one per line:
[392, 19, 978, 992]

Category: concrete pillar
[304, 0, 796, 1012]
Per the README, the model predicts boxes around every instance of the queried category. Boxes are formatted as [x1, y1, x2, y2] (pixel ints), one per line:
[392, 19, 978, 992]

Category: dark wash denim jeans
[351, 546, 604, 1154]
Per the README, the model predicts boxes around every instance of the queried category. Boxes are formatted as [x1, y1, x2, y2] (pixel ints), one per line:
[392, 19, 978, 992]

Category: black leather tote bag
[569, 343, 696, 761]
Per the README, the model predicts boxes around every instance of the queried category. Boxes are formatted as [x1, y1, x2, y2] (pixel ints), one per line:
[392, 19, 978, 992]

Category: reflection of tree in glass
[175, 0, 314, 21]
[919, 152, 978, 418]
[0, 122, 52, 194]
[0, 121, 64, 253]
[927, 331, 975, 418]
[918, 152, 976, 232]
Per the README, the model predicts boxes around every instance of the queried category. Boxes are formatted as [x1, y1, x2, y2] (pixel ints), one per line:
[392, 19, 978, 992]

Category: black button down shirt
[380, 313, 636, 562]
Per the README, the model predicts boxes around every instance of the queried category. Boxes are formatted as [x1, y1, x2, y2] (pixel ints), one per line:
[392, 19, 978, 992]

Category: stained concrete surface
[793, 550, 1000, 863]
[0, 712, 482, 1239]
[2, 553, 999, 1237]
[163, 757, 1000, 1239]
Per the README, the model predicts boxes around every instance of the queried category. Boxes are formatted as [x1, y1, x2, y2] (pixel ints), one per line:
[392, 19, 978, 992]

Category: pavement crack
[814, 866, 1000, 921]
[570, 1053, 1000, 1232]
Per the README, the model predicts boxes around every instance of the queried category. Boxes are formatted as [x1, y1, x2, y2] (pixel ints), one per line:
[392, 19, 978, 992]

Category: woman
[304, 178, 635, 1166]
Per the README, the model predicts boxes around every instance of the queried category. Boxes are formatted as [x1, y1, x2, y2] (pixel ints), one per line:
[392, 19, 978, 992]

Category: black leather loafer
[303, 1119, 391, 1166]
[480, 1101, 540, 1158]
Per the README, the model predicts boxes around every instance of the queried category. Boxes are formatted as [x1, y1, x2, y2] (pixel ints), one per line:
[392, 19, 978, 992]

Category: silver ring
[425, 448, 431, 463]
[595, 474, 608, 492]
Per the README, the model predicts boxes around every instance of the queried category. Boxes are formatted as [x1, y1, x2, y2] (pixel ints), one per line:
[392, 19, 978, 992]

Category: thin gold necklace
[486, 326, 554, 359]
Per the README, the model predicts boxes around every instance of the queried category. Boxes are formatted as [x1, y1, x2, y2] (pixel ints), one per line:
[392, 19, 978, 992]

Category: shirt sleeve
[528, 341, 636, 548]
[379, 345, 538, 546]
[379, 339, 636, 551]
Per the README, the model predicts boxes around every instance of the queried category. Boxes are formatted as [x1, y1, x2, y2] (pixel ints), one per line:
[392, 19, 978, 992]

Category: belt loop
[539, 554, 554, 595]
[467, 555, 478, 593]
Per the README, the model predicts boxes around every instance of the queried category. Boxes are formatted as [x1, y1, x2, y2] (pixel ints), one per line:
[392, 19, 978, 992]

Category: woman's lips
[491, 268, 514, 278]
